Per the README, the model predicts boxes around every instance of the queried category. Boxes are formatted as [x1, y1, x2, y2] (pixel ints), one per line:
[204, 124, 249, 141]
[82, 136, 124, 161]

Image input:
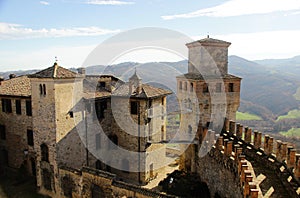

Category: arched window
[39, 84, 43, 95]
[41, 143, 49, 162]
[43, 84, 46, 95]
[190, 82, 194, 92]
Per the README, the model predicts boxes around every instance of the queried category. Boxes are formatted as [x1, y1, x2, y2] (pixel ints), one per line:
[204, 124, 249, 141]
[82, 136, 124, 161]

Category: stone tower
[29, 63, 85, 196]
[177, 37, 241, 172]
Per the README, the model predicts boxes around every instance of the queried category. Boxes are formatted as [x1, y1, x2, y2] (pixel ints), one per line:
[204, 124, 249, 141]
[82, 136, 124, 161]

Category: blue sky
[0, 0, 300, 71]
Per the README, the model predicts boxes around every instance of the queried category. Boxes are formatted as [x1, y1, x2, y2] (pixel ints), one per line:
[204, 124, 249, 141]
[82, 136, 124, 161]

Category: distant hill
[2, 55, 300, 123]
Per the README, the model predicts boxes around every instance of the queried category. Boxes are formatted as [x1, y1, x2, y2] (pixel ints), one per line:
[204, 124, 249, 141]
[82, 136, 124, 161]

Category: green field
[279, 128, 300, 137]
[236, 111, 262, 121]
[293, 87, 300, 101]
[276, 109, 300, 121]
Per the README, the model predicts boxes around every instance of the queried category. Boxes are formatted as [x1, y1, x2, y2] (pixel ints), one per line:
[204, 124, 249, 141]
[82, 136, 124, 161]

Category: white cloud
[86, 0, 134, 5]
[40, 1, 50, 5]
[197, 30, 300, 60]
[0, 22, 120, 40]
[0, 45, 97, 71]
[162, 0, 300, 19]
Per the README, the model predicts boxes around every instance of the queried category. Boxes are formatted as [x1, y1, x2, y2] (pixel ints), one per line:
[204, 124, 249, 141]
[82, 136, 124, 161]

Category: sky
[0, 0, 300, 71]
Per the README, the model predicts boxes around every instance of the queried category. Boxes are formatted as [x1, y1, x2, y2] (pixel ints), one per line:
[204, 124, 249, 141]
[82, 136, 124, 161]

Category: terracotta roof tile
[113, 83, 172, 98]
[0, 76, 31, 97]
[177, 73, 242, 80]
[29, 63, 77, 78]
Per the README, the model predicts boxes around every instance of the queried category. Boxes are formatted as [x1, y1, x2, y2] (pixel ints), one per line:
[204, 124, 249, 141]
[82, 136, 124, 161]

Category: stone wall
[57, 166, 176, 198]
[0, 96, 34, 174]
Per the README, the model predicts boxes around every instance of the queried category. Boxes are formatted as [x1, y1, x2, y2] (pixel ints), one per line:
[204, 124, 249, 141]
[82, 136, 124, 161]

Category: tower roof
[29, 62, 77, 79]
[129, 69, 142, 81]
[186, 37, 231, 48]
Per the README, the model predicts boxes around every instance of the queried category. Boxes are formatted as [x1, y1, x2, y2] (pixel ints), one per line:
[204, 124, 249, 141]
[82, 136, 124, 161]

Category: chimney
[77, 67, 86, 76]
[9, 74, 16, 79]
[0, 76, 4, 85]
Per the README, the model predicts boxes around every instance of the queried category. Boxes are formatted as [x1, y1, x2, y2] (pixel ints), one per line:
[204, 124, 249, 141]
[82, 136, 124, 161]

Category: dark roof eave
[0, 94, 31, 98]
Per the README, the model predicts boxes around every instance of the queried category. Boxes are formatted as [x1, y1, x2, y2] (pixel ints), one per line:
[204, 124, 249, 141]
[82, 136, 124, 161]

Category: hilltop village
[0, 37, 300, 198]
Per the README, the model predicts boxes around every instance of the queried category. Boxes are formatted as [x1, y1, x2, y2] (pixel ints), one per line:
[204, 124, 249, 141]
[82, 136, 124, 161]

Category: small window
[203, 83, 209, 93]
[41, 144, 49, 162]
[229, 83, 234, 92]
[39, 84, 43, 95]
[179, 81, 182, 90]
[95, 133, 101, 150]
[26, 100, 32, 116]
[96, 160, 101, 170]
[27, 130, 34, 146]
[161, 97, 164, 105]
[16, 100, 21, 115]
[0, 125, 6, 140]
[130, 101, 138, 115]
[216, 83, 222, 93]
[69, 111, 74, 118]
[2, 99, 12, 113]
[190, 83, 194, 92]
[40, 84, 46, 96]
[95, 100, 107, 119]
[43, 84, 46, 95]
[99, 82, 106, 88]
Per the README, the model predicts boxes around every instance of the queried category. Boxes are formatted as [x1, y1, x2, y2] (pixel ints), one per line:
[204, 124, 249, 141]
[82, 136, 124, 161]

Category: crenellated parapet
[217, 119, 300, 197]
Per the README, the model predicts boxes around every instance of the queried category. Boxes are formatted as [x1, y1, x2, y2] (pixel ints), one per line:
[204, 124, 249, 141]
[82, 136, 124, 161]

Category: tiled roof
[177, 73, 242, 80]
[186, 37, 231, 47]
[113, 83, 172, 98]
[0, 76, 31, 97]
[29, 63, 77, 78]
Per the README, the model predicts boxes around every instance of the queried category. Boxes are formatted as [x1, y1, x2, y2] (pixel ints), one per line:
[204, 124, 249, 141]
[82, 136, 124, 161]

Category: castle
[0, 37, 299, 198]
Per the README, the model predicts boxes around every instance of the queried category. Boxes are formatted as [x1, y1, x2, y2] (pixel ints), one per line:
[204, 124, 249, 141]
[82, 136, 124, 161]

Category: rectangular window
[16, 100, 21, 115]
[96, 133, 101, 150]
[2, 99, 12, 113]
[27, 130, 34, 146]
[203, 83, 209, 93]
[26, 100, 32, 116]
[0, 125, 6, 140]
[130, 101, 138, 115]
[179, 81, 182, 90]
[229, 83, 234, 92]
[95, 100, 107, 119]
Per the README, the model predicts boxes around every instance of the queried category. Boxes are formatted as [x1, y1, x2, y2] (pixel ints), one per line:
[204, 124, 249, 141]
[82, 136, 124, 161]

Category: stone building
[0, 75, 35, 176]
[0, 61, 171, 197]
[177, 37, 241, 172]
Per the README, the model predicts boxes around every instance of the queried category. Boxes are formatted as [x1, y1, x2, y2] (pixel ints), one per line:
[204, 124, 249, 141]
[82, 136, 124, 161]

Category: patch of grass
[276, 109, 300, 121]
[293, 87, 300, 101]
[236, 111, 262, 121]
[279, 128, 300, 137]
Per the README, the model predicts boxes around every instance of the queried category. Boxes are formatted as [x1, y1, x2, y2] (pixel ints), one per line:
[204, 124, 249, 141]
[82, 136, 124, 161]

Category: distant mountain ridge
[1, 55, 300, 122]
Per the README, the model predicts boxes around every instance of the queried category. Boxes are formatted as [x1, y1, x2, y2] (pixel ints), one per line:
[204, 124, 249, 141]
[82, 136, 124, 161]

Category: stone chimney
[9, 74, 16, 79]
[77, 67, 86, 76]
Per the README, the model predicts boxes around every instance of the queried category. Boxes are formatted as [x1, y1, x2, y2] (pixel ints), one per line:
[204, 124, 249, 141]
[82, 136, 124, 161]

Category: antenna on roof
[54, 56, 58, 66]
[207, 33, 210, 38]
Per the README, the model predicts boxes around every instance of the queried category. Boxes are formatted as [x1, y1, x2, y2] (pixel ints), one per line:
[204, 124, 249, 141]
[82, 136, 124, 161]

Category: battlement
[196, 119, 300, 197]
